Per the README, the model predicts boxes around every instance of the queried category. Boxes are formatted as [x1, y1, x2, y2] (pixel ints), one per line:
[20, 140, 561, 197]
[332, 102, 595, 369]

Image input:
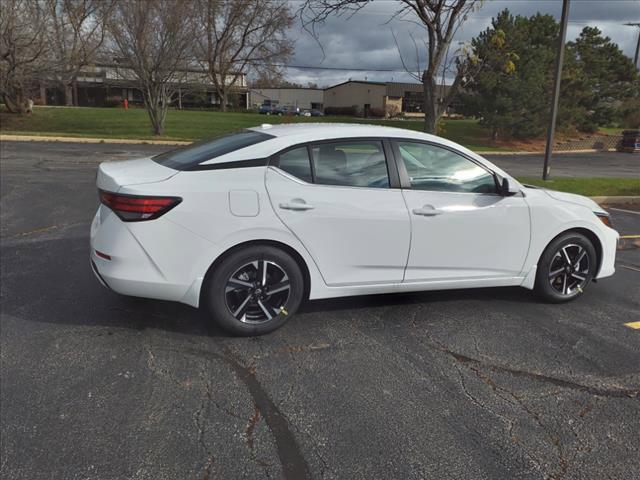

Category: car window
[396, 141, 498, 194]
[310, 141, 389, 188]
[153, 130, 273, 170]
[277, 147, 313, 183]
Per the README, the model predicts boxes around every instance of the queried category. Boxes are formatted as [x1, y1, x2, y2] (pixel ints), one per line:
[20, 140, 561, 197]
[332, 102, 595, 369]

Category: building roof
[324, 80, 386, 90]
[322, 80, 450, 98]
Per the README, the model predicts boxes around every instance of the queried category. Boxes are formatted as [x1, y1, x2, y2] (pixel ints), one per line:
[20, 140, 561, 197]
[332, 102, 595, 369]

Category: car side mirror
[499, 177, 519, 196]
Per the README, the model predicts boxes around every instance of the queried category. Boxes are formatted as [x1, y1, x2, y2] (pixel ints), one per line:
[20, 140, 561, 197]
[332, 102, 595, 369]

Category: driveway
[1, 141, 639, 480]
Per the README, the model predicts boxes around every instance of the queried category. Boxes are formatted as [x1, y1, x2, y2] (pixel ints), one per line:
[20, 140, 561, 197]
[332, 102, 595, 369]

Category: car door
[265, 139, 410, 286]
[391, 139, 531, 283]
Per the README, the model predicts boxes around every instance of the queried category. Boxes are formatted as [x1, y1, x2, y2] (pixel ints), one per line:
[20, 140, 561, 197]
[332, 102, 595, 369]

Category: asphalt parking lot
[1, 140, 639, 480]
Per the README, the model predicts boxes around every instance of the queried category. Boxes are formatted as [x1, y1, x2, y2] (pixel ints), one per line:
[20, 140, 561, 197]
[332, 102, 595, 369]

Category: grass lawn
[0, 106, 507, 152]
[517, 177, 640, 197]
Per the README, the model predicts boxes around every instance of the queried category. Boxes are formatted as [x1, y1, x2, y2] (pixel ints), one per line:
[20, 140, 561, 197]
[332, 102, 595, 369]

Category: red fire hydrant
[123, 98, 129, 110]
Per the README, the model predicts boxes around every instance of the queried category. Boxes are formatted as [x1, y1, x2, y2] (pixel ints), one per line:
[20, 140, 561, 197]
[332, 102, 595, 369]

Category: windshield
[153, 130, 274, 170]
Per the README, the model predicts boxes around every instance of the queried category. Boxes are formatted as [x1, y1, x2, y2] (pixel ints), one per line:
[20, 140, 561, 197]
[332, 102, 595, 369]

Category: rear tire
[535, 232, 597, 303]
[205, 245, 304, 336]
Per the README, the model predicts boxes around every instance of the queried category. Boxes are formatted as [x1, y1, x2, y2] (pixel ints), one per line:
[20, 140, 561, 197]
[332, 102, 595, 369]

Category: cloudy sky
[283, 0, 640, 87]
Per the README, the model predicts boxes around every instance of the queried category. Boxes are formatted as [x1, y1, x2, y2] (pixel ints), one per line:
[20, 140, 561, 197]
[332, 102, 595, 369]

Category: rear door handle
[279, 201, 315, 211]
[412, 205, 445, 216]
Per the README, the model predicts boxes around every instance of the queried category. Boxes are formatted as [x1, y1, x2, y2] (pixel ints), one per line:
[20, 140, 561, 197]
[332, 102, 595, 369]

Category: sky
[282, 0, 640, 87]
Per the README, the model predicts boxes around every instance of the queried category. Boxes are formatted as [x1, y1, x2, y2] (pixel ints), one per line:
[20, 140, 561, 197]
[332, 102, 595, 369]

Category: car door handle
[412, 206, 445, 216]
[279, 201, 315, 211]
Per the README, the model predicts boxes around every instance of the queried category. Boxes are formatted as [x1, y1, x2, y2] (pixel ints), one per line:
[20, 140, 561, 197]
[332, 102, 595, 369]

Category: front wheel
[205, 246, 304, 336]
[535, 232, 597, 303]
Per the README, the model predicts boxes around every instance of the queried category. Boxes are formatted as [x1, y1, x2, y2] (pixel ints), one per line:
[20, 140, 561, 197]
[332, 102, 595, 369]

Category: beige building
[323, 80, 452, 116]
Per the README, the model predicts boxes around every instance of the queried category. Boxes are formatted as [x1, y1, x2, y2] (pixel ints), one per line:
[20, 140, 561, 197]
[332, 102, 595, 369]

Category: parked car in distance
[281, 105, 301, 116]
[300, 109, 312, 117]
[310, 109, 324, 117]
[258, 104, 283, 115]
[91, 123, 618, 336]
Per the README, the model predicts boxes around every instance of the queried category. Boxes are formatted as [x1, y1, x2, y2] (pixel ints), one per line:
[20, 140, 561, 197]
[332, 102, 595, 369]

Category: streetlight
[625, 23, 640, 69]
[542, 0, 571, 181]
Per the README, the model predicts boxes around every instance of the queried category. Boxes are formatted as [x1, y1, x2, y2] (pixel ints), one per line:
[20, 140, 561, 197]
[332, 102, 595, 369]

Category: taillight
[99, 190, 181, 222]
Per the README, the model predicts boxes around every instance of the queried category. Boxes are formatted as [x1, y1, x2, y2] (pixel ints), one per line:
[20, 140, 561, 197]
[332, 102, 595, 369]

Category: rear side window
[310, 141, 389, 188]
[153, 130, 273, 170]
[277, 147, 313, 183]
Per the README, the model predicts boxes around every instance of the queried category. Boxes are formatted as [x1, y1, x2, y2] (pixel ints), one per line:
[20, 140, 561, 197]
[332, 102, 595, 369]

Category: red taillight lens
[99, 190, 181, 221]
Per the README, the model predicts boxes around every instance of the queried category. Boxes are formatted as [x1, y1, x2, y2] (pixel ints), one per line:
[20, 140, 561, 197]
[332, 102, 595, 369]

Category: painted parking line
[624, 322, 640, 330]
[610, 207, 640, 215]
[618, 235, 640, 251]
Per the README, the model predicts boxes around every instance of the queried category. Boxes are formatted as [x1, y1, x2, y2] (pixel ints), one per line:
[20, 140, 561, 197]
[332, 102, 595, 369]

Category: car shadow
[1, 235, 537, 339]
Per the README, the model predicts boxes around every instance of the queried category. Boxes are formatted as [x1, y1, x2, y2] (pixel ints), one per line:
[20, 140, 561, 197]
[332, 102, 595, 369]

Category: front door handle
[279, 200, 315, 211]
[412, 205, 445, 216]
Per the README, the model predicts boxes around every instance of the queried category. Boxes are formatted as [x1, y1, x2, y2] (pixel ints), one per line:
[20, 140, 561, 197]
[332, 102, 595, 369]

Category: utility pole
[542, 0, 570, 181]
[625, 23, 640, 69]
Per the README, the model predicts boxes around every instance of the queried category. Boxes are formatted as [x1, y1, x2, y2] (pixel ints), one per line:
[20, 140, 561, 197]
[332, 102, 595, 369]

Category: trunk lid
[97, 158, 178, 192]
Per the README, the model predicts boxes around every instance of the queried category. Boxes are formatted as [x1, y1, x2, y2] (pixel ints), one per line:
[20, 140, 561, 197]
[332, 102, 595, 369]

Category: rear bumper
[90, 207, 200, 305]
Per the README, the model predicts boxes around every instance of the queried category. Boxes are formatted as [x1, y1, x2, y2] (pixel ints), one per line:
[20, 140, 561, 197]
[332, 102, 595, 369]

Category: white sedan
[90, 123, 618, 335]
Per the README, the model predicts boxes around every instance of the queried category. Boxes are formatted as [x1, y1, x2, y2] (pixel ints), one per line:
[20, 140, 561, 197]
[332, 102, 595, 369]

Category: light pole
[542, 0, 571, 181]
[625, 23, 640, 69]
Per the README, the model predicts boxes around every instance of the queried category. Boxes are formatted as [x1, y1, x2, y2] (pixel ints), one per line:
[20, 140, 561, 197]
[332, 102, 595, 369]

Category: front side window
[153, 130, 273, 170]
[395, 141, 498, 194]
[277, 147, 313, 183]
[310, 141, 389, 188]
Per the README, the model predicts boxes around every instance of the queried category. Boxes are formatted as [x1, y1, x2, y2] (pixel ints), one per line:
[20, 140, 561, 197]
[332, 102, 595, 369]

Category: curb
[0, 134, 190, 146]
[591, 196, 640, 206]
[618, 236, 640, 251]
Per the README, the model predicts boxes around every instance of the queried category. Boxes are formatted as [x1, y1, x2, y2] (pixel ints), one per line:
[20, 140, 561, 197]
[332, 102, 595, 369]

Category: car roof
[248, 122, 437, 142]
[198, 122, 513, 182]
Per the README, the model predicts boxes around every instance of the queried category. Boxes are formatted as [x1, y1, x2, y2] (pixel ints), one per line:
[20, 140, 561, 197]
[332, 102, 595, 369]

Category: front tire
[205, 246, 304, 336]
[535, 232, 597, 303]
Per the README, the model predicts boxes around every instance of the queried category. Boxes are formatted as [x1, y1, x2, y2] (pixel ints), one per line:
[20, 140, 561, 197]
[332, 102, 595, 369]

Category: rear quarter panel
[118, 167, 327, 303]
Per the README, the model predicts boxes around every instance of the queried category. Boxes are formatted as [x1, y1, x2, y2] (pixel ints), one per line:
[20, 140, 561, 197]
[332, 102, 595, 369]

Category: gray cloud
[283, 0, 640, 86]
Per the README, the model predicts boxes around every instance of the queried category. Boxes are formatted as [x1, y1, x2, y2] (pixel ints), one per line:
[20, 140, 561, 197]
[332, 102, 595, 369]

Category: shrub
[385, 104, 401, 118]
[367, 107, 385, 118]
[324, 106, 358, 116]
[104, 96, 123, 108]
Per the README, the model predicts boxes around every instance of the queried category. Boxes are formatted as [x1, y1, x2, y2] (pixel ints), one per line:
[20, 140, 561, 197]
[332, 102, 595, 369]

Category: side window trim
[389, 138, 500, 194]
[269, 137, 402, 189]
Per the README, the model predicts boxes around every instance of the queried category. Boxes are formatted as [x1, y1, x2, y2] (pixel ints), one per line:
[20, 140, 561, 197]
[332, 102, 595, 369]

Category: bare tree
[43, 0, 113, 106]
[0, 0, 48, 113]
[301, 0, 481, 133]
[193, 0, 294, 112]
[107, 0, 194, 135]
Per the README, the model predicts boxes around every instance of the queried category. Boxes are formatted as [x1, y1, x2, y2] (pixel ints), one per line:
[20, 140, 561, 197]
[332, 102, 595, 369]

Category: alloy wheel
[225, 260, 290, 323]
[548, 243, 590, 296]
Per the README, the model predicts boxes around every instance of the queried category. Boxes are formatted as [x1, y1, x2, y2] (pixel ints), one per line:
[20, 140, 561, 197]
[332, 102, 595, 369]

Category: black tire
[535, 232, 597, 303]
[205, 245, 304, 336]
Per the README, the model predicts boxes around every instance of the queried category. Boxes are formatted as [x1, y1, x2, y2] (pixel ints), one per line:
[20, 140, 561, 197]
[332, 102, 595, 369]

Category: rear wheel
[535, 232, 597, 303]
[205, 246, 304, 336]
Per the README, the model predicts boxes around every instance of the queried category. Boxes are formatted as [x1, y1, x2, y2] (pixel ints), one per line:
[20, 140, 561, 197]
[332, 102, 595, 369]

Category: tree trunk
[72, 80, 78, 106]
[422, 73, 438, 134]
[3, 91, 28, 114]
[64, 84, 73, 106]
[144, 92, 166, 136]
[221, 90, 228, 112]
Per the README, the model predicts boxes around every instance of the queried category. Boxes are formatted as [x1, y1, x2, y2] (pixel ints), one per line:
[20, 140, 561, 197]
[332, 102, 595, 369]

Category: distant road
[1, 140, 638, 178]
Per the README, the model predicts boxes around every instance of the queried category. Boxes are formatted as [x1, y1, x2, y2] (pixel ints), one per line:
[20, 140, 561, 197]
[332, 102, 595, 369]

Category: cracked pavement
[1, 141, 639, 479]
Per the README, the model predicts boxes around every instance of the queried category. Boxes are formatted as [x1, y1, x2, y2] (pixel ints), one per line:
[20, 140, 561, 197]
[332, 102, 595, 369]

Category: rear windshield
[153, 130, 273, 170]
